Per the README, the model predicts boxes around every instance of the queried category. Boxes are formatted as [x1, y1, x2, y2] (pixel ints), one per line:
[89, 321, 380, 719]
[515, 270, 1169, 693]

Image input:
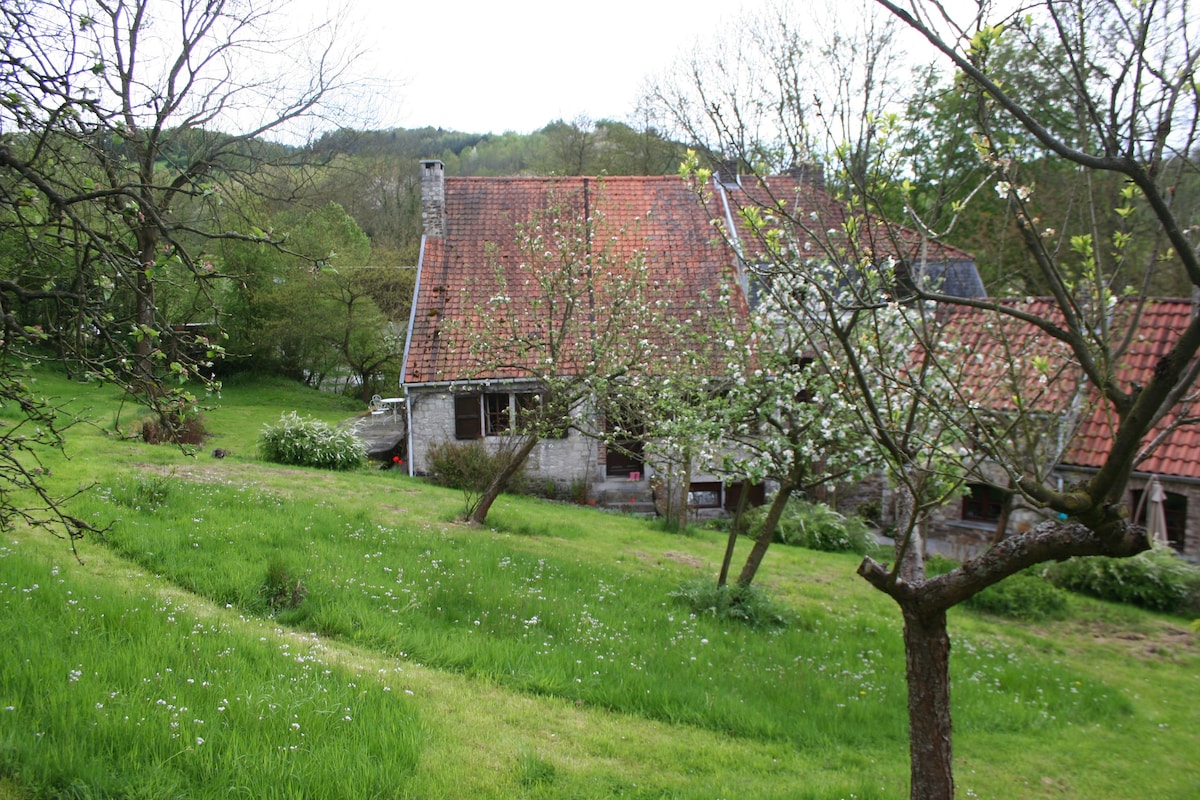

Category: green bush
[258, 411, 365, 470]
[970, 575, 1069, 621]
[747, 498, 874, 553]
[425, 439, 527, 494]
[669, 578, 790, 628]
[1044, 547, 1200, 616]
[926, 556, 1069, 621]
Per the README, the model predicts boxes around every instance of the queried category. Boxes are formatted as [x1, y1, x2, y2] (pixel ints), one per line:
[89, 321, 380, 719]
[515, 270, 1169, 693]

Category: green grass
[2, 367, 1199, 798]
[0, 540, 421, 799]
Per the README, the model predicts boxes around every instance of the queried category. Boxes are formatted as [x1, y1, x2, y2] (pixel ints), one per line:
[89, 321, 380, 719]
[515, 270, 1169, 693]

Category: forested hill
[305, 119, 689, 178]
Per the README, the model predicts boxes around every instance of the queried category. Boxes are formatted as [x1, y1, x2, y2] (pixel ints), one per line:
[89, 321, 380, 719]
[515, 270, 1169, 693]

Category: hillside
[0, 370, 1198, 799]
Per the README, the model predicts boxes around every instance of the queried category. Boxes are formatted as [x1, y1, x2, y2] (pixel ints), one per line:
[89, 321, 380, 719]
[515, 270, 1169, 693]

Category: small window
[454, 394, 482, 440]
[604, 404, 644, 478]
[724, 481, 765, 512]
[688, 481, 722, 509]
[484, 392, 511, 435]
[962, 483, 1007, 522]
[514, 392, 541, 431]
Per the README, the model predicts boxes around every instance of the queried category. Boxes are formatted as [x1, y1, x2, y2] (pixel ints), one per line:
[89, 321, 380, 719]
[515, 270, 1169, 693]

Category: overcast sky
[302, 0, 747, 134]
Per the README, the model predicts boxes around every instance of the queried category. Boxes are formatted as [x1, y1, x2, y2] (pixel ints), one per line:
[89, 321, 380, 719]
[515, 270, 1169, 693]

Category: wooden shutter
[454, 394, 482, 440]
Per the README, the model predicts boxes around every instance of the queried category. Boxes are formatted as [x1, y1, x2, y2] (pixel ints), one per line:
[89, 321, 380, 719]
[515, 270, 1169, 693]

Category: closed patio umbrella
[1145, 476, 1170, 548]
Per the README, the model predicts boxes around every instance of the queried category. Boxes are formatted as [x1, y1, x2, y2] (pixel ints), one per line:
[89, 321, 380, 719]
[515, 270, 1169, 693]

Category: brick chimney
[420, 159, 446, 237]
[716, 157, 742, 188]
[787, 162, 825, 190]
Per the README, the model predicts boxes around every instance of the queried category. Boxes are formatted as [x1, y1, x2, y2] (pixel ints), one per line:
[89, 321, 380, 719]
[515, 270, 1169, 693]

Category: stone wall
[837, 464, 1199, 560]
[407, 386, 735, 509]
[407, 387, 596, 491]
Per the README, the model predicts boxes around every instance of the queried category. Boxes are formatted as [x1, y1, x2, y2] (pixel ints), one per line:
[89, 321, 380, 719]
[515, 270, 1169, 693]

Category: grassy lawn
[1, 367, 1198, 798]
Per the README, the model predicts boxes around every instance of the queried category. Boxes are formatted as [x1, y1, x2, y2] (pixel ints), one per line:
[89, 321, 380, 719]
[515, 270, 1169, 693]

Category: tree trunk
[718, 482, 753, 587]
[900, 603, 954, 800]
[991, 491, 1014, 546]
[735, 477, 794, 586]
[469, 435, 540, 525]
[667, 456, 692, 532]
[893, 481, 925, 582]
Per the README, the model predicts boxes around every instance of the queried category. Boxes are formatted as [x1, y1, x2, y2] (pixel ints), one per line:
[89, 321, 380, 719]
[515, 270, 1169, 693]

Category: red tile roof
[404, 172, 984, 389]
[940, 299, 1080, 414]
[710, 173, 975, 266]
[1065, 299, 1200, 477]
[403, 175, 746, 385]
[405, 173, 1200, 480]
[945, 298, 1200, 480]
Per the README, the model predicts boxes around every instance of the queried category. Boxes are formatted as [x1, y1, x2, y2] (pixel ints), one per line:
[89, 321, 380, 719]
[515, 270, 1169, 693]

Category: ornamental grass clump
[258, 411, 365, 470]
[668, 578, 791, 628]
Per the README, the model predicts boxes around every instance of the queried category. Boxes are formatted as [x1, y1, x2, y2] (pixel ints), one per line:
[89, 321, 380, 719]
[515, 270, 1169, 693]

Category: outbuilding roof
[1065, 299, 1200, 478]
[943, 298, 1200, 481]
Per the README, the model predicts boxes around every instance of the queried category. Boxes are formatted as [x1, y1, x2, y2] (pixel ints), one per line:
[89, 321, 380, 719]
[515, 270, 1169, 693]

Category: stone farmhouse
[396, 160, 1200, 554]
[399, 159, 981, 512]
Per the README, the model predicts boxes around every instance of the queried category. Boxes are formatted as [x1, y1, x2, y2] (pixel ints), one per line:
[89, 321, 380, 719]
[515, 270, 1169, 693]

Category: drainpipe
[405, 395, 415, 477]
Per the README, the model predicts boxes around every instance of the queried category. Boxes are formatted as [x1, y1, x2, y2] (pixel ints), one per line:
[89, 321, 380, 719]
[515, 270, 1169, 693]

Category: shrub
[258, 412, 365, 470]
[669, 578, 790, 628]
[141, 412, 208, 445]
[1043, 547, 1200, 616]
[424, 439, 529, 518]
[425, 439, 527, 494]
[926, 555, 1069, 621]
[969, 576, 1069, 621]
[747, 498, 874, 553]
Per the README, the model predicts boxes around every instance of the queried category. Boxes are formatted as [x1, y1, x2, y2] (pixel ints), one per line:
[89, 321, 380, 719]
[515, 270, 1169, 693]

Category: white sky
[302, 0, 750, 134]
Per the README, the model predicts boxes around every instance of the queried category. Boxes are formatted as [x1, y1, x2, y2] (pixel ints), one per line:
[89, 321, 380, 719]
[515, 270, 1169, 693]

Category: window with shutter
[454, 394, 482, 440]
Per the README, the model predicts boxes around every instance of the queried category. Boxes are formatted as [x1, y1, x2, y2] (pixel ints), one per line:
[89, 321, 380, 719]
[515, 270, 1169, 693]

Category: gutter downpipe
[400, 234, 428, 477]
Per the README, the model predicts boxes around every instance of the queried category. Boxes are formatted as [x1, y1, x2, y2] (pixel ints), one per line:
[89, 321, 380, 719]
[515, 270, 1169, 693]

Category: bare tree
[642, 0, 905, 182]
[0, 0, 367, 542]
[853, 1, 1200, 794]
[681, 1, 1200, 796]
[539, 115, 598, 176]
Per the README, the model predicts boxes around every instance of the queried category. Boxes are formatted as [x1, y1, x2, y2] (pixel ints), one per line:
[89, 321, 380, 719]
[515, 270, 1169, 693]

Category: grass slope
[1, 367, 1198, 798]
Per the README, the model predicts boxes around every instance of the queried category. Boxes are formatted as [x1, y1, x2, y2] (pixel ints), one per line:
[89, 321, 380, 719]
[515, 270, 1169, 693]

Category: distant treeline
[305, 118, 690, 178]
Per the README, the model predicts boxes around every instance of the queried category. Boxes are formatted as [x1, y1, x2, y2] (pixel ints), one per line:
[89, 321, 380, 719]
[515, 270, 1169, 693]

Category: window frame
[604, 403, 645, 478]
[687, 481, 723, 509]
[455, 389, 568, 440]
[1132, 487, 1189, 553]
[483, 392, 511, 436]
[962, 483, 1008, 523]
